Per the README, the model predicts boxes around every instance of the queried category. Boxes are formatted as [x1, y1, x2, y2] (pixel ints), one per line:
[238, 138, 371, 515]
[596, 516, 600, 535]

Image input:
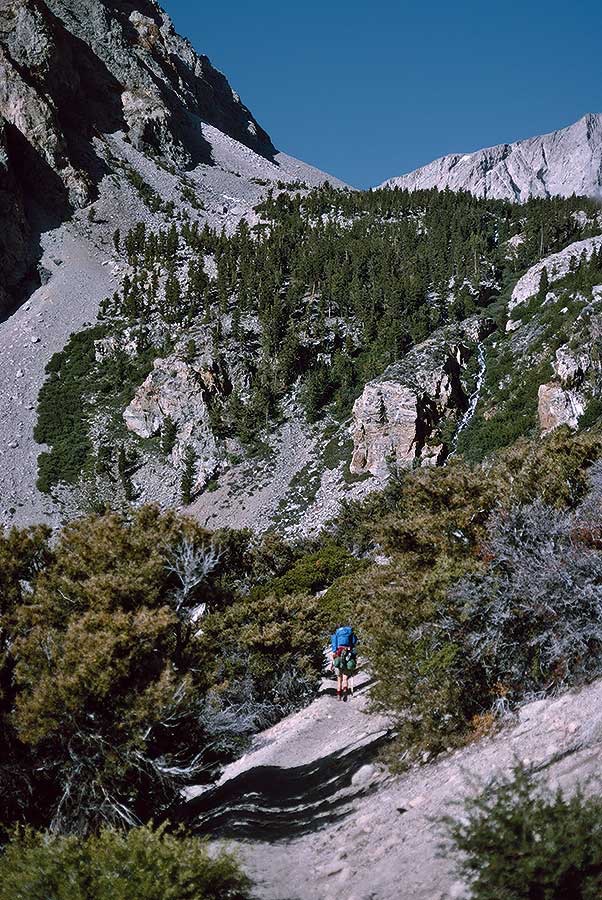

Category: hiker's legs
[336, 670, 343, 698]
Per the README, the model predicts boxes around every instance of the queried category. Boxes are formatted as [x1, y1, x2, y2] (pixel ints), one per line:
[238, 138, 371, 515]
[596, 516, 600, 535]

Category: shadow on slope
[172, 730, 391, 842]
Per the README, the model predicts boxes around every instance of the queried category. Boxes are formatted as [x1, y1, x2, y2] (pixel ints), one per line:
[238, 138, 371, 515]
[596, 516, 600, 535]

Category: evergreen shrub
[444, 766, 602, 900]
[0, 825, 250, 900]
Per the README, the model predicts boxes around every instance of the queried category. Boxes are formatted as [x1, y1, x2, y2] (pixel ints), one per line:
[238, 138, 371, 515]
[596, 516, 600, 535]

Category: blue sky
[164, 0, 602, 189]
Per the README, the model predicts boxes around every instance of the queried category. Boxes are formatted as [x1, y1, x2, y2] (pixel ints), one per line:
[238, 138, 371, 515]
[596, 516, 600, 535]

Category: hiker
[330, 624, 358, 701]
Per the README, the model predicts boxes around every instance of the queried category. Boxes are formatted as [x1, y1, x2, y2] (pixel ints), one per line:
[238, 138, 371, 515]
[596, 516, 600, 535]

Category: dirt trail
[179, 673, 602, 900]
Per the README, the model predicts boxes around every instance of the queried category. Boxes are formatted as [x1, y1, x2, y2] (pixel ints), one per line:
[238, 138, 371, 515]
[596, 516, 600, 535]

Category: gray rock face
[1, 0, 273, 172]
[123, 326, 250, 493]
[537, 345, 593, 434]
[380, 113, 602, 201]
[538, 381, 584, 433]
[350, 321, 490, 476]
[44, 0, 274, 162]
[124, 353, 222, 491]
[509, 235, 602, 311]
[0, 0, 275, 311]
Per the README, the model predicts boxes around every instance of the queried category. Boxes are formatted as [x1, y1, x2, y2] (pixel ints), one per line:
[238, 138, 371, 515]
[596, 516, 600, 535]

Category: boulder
[350, 322, 487, 476]
[538, 382, 585, 433]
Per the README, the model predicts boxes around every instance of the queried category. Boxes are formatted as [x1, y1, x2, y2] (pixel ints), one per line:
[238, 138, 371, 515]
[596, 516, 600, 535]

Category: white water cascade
[449, 342, 486, 455]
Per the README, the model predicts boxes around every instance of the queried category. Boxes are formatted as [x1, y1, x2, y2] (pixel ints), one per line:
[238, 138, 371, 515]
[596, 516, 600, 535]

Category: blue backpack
[332, 626, 357, 651]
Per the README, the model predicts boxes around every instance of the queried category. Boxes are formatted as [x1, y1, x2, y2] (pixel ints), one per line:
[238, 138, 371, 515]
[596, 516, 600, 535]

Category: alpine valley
[3, 2, 602, 899]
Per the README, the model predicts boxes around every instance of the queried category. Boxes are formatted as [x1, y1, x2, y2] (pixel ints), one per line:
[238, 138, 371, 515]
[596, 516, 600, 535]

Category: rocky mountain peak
[0, 0, 274, 179]
[380, 112, 602, 201]
[0, 0, 280, 312]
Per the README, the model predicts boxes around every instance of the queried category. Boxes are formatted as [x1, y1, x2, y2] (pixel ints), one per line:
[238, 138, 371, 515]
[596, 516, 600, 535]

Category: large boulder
[538, 382, 585, 433]
[350, 322, 488, 476]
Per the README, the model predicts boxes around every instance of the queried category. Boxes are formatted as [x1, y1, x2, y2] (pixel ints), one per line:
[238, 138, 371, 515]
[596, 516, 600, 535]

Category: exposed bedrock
[173, 670, 391, 841]
[0, 0, 276, 311]
[509, 235, 602, 312]
[175, 730, 390, 841]
[123, 326, 248, 492]
[350, 320, 494, 476]
[537, 345, 596, 434]
[381, 112, 602, 202]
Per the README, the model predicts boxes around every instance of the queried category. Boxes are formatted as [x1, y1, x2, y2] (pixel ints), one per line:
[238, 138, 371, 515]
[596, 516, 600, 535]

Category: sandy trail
[177, 672, 602, 900]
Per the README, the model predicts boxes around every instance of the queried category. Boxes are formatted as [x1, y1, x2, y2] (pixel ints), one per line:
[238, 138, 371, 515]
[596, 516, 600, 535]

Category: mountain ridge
[379, 112, 602, 201]
[0, 0, 345, 528]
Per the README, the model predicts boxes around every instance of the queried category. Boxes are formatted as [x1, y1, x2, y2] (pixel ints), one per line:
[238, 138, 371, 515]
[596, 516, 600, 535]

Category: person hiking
[330, 624, 358, 701]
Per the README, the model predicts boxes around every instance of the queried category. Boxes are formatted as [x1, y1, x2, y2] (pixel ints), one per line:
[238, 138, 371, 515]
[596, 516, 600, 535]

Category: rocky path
[179, 673, 602, 900]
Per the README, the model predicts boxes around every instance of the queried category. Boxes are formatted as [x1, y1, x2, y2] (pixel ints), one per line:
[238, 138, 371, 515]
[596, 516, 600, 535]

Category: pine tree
[537, 267, 550, 300]
[161, 417, 178, 455]
[180, 445, 196, 504]
[164, 274, 182, 323]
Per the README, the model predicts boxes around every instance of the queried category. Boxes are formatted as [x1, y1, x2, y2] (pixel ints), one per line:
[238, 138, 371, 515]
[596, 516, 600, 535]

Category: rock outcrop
[538, 345, 592, 433]
[350, 321, 490, 476]
[509, 235, 602, 311]
[380, 113, 602, 202]
[538, 382, 584, 433]
[123, 327, 248, 492]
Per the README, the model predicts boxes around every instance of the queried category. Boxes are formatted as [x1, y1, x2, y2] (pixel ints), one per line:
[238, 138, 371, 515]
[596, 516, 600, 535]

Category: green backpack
[334, 647, 357, 672]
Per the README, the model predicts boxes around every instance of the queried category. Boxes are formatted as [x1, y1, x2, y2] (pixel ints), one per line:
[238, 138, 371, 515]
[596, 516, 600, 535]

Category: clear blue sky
[164, 0, 602, 189]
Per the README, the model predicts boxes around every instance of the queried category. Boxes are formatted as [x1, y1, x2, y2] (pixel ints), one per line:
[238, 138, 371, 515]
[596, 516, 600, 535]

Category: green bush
[444, 766, 602, 900]
[254, 541, 363, 599]
[202, 590, 327, 694]
[34, 328, 101, 491]
[579, 398, 602, 431]
[8, 507, 226, 833]
[338, 435, 602, 756]
[35, 326, 158, 493]
[0, 508, 337, 837]
[0, 825, 250, 900]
